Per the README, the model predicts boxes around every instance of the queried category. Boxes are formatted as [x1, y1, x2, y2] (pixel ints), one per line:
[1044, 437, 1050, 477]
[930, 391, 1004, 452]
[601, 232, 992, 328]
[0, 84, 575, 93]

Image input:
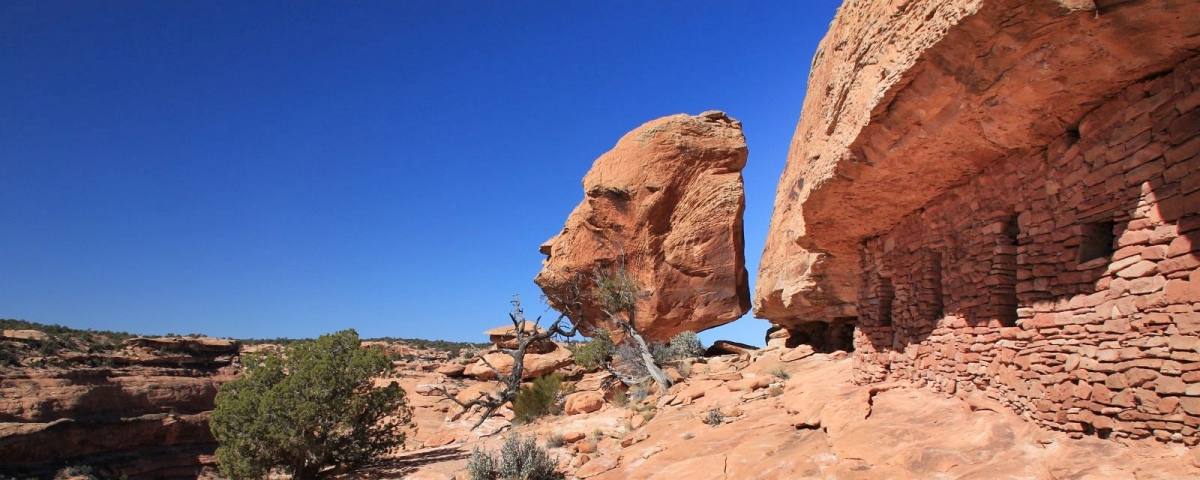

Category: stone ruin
[756, 0, 1200, 443]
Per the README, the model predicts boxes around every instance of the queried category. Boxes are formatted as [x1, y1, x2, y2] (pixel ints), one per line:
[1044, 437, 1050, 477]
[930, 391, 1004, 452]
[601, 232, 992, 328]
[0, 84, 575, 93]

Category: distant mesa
[1, 329, 49, 342]
[535, 110, 751, 342]
[123, 336, 241, 354]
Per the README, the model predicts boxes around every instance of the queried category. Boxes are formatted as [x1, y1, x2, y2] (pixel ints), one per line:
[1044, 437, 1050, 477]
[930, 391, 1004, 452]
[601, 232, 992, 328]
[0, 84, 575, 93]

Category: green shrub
[362, 337, 491, 358]
[65, 464, 97, 479]
[544, 433, 565, 449]
[668, 331, 704, 360]
[512, 373, 563, 424]
[570, 329, 613, 370]
[612, 388, 629, 408]
[466, 445, 499, 479]
[628, 382, 650, 403]
[467, 434, 562, 480]
[210, 329, 411, 480]
[592, 267, 641, 313]
[769, 365, 791, 380]
[0, 318, 135, 365]
[649, 340, 673, 366]
[703, 407, 724, 427]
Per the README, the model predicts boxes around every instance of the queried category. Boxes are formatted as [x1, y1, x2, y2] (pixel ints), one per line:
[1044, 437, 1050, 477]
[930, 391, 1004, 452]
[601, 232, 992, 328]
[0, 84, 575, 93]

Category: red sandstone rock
[704, 340, 757, 357]
[535, 111, 751, 342]
[397, 341, 1200, 479]
[751, 0, 1200, 447]
[565, 391, 605, 415]
[1, 330, 49, 342]
[780, 345, 816, 363]
[123, 336, 240, 354]
[436, 363, 467, 377]
[483, 324, 554, 353]
[756, 0, 1200, 327]
[727, 375, 772, 392]
[0, 346, 236, 476]
[465, 342, 573, 381]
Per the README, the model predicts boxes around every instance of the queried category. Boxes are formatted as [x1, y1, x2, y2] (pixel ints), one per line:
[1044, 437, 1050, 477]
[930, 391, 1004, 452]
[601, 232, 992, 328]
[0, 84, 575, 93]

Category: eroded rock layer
[536, 111, 751, 341]
[0, 338, 238, 479]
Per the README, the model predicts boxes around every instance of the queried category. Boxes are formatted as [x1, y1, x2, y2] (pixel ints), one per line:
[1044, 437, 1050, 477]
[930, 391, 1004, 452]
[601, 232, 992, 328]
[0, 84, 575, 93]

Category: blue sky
[0, 1, 842, 345]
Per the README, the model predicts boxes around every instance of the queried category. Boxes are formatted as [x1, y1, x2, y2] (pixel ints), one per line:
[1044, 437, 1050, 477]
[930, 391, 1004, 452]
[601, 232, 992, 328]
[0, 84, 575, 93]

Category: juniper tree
[210, 329, 410, 480]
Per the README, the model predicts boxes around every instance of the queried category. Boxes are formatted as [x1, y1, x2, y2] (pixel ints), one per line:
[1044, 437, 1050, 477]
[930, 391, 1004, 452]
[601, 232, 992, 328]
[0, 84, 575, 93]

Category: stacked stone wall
[853, 56, 1200, 443]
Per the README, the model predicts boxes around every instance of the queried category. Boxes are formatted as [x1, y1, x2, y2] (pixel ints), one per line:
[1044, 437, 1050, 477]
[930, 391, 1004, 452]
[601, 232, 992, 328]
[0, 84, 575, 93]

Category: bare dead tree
[434, 293, 581, 430]
[592, 266, 674, 394]
[435, 262, 673, 429]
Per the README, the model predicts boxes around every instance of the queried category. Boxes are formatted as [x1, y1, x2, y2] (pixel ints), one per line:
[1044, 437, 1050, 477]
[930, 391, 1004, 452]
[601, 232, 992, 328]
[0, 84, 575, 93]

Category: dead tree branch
[595, 265, 674, 394]
[438, 294, 581, 430]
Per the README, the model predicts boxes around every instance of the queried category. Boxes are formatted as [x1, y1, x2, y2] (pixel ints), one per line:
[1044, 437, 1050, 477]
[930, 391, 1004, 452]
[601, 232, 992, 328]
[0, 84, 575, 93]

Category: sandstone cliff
[756, 0, 1200, 327]
[0, 336, 239, 479]
[536, 111, 751, 341]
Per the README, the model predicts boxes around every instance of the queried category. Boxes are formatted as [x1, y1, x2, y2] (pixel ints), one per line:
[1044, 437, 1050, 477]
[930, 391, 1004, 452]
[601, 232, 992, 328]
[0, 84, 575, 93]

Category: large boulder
[756, 0, 1200, 328]
[536, 111, 751, 342]
[465, 342, 574, 381]
[483, 324, 555, 354]
[564, 391, 605, 415]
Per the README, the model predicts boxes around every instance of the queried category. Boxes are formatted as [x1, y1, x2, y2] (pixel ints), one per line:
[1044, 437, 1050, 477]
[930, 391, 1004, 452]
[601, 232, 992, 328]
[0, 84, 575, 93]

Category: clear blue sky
[1, 1, 842, 345]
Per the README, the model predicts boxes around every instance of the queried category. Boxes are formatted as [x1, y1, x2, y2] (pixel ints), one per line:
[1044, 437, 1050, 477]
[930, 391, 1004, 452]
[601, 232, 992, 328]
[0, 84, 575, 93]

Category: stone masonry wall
[853, 56, 1200, 443]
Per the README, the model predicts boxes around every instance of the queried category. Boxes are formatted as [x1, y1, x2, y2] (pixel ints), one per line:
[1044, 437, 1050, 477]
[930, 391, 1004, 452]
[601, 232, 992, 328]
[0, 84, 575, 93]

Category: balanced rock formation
[536, 111, 751, 342]
[757, 0, 1200, 444]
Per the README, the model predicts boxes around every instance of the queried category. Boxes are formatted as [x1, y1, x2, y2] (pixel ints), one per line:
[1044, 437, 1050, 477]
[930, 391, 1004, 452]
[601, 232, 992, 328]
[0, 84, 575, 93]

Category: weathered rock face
[757, 0, 1200, 445]
[0, 338, 238, 479]
[465, 342, 574, 381]
[398, 345, 1200, 479]
[536, 111, 751, 342]
[757, 0, 1200, 327]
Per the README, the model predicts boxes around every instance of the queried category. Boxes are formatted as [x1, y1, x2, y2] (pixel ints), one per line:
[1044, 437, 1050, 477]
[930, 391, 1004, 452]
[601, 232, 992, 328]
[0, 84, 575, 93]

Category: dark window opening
[1079, 220, 1116, 264]
[831, 317, 857, 352]
[878, 276, 895, 327]
[1004, 215, 1020, 243]
[1064, 128, 1080, 148]
[1080, 422, 1112, 439]
[992, 214, 1019, 327]
[784, 320, 856, 353]
[923, 251, 944, 321]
